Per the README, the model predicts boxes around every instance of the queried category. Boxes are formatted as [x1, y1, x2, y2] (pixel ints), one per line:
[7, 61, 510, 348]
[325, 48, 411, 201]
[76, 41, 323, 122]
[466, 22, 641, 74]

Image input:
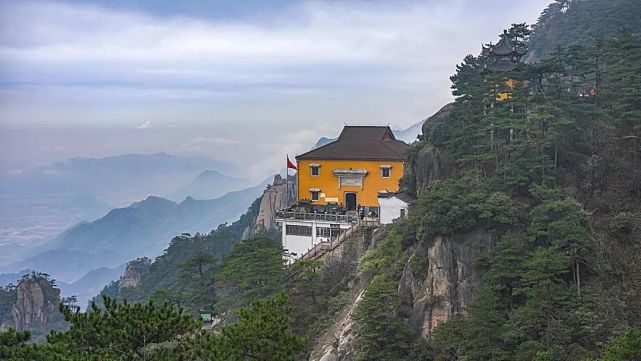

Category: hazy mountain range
[169, 169, 250, 201]
[0, 153, 247, 267]
[0, 152, 240, 202]
[2, 179, 269, 284]
[0, 150, 267, 308]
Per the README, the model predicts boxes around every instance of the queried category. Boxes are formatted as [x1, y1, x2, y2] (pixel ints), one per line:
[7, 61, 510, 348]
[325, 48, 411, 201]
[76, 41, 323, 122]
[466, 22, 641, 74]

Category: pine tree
[353, 275, 411, 361]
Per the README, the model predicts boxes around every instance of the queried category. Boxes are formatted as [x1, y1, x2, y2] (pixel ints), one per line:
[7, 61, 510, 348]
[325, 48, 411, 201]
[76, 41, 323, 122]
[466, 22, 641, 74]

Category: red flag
[287, 156, 297, 170]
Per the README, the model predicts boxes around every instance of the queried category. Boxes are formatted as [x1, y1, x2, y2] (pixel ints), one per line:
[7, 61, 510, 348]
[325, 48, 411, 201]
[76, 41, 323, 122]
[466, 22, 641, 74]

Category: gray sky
[0, 0, 550, 179]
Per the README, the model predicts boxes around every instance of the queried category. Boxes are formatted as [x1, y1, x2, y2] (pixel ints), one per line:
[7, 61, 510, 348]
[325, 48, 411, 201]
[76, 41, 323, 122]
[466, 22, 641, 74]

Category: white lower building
[276, 211, 356, 263]
[378, 191, 410, 224]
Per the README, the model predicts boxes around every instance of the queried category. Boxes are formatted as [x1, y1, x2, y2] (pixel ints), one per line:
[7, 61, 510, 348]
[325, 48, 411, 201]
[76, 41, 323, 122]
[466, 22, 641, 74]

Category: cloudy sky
[0, 0, 550, 178]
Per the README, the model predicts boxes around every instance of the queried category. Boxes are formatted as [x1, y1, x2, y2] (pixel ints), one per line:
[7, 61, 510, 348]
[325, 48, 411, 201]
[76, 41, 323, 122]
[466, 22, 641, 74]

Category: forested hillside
[527, 0, 641, 61]
[354, 0, 641, 358]
[91, 195, 266, 314]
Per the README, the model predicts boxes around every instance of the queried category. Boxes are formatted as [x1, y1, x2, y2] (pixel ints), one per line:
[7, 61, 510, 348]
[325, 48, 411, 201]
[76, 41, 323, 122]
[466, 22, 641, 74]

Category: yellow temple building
[277, 125, 409, 262]
[295, 126, 408, 211]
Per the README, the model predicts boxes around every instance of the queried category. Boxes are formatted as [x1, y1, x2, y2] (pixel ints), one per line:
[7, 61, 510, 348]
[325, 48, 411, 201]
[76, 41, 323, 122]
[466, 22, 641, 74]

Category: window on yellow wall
[380, 166, 391, 178]
[311, 190, 320, 201]
[310, 165, 320, 176]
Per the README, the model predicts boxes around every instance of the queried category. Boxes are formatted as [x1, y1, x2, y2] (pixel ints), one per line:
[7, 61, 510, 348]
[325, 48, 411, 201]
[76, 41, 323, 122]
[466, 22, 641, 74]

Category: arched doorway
[345, 192, 357, 211]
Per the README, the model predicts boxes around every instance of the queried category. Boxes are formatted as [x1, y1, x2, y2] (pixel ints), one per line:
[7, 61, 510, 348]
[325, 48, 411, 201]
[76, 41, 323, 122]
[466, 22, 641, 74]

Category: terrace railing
[276, 210, 357, 223]
[301, 217, 378, 260]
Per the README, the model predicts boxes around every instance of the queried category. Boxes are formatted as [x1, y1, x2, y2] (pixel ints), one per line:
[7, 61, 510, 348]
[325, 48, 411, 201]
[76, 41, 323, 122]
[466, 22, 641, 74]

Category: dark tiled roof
[493, 31, 515, 55]
[483, 30, 528, 73]
[297, 126, 409, 161]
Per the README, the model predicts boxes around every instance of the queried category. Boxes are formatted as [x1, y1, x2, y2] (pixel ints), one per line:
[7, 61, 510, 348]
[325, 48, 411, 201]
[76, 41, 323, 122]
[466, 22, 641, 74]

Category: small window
[311, 166, 320, 176]
[311, 190, 320, 201]
[286, 225, 312, 236]
[381, 167, 391, 178]
[316, 227, 331, 238]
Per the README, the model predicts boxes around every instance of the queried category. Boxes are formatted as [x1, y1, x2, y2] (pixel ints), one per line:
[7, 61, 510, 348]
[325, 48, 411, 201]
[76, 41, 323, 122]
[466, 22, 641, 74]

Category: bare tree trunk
[554, 138, 559, 181]
[576, 258, 581, 298]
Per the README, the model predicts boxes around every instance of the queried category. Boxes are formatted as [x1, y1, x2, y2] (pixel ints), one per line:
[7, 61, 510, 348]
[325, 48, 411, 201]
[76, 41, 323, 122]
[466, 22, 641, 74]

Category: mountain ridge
[3, 179, 270, 283]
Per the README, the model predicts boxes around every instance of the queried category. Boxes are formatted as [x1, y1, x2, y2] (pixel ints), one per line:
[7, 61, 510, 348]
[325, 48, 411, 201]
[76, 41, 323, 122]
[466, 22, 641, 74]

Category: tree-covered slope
[347, 2, 641, 359]
[91, 195, 269, 313]
[527, 0, 641, 61]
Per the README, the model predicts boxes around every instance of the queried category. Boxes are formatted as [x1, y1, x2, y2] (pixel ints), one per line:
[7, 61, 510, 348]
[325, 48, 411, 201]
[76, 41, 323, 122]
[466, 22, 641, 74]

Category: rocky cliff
[309, 226, 383, 361]
[243, 174, 295, 238]
[119, 257, 151, 290]
[404, 103, 456, 196]
[0, 274, 64, 336]
[12, 277, 60, 331]
[399, 228, 491, 337]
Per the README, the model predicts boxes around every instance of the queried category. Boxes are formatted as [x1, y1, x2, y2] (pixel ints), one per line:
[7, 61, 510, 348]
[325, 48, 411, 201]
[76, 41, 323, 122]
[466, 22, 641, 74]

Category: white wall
[283, 234, 314, 263]
[379, 197, 408, 224]
[280, 219, 353, 263]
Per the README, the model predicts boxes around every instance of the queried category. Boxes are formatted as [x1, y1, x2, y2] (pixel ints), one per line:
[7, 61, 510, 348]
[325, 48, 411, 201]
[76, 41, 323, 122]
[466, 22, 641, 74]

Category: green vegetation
[353, 274, 410, 360]
[592, 328, 641, 361]
[351, 2, 641, 359]
[0, 284, 17, 327]
[91, 196, 265, 313]
[528, 0, 641, 60]
[0, 293, 304, 360]
[216, 237, 285, 310]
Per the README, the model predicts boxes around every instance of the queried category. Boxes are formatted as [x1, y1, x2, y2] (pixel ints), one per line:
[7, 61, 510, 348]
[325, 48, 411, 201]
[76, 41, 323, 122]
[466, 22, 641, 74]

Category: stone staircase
[302, 218, 378, 261]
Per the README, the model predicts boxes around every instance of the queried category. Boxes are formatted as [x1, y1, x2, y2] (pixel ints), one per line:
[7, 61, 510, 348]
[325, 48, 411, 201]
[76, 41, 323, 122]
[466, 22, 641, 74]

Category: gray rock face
[7, 277, 60, 331]
[244, 174, 295, 238]
[421, 103, 453, 142]
[119, 257, 151, 289]
[399, 227, 492, 337]
[318, 346, 338, 361]
[308, 227, 383, 361]
[414, 146, 455, 193]
[405, 103, 456, 196]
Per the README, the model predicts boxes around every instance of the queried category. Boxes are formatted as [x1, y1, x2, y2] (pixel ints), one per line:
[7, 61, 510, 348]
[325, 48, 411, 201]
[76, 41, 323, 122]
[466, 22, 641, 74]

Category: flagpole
[286, 154, 289, 210]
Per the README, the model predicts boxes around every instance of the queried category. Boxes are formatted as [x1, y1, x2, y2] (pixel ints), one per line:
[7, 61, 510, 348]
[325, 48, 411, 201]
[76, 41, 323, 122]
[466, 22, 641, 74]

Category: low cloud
[137, 120, 152, 129]
[0, 0, 550, 176]
[180, 137, 241, 154]
[0, 0, 548, 103]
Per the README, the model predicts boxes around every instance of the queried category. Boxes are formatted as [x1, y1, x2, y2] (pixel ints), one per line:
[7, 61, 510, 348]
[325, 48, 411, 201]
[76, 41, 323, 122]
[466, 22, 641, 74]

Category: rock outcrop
[309, 227, 386, 361]
[0, 275, 62, 332]
[243, 174, 295, 238]
[399, 227, 492, 337]
[405, 103, 456, 195]
[119, 257, 151, 289]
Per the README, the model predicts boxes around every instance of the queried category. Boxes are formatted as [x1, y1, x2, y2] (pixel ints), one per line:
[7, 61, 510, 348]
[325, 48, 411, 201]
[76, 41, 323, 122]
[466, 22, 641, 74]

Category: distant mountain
[0, 152, 241, 267]
[58, 265, 126, 308]
[312, 137, 335, 149]
[0, 152, 240, 205]
[0, 269, 31, 286]
[168, 170, 249, 201]
[393, 119, 424, 143]
[0, 265, 123, 309]
[311, 120, 425, 150]
[0, 193, 112, 267]
[4, 179, 270, 283]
